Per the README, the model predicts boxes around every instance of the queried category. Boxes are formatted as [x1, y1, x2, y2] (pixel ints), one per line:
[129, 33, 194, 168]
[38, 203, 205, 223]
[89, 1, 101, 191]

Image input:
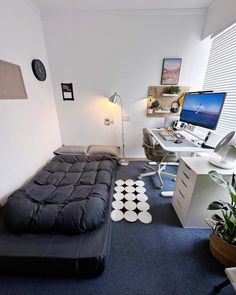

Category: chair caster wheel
[138, 176, 142, 180]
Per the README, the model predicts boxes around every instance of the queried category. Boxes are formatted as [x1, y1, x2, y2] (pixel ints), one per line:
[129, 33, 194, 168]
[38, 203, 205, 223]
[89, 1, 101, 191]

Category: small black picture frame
[61, 83, 74, 101]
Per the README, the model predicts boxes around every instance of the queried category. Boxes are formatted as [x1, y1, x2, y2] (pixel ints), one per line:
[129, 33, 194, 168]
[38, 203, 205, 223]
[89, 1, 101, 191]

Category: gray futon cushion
[4, 154, 116, 234]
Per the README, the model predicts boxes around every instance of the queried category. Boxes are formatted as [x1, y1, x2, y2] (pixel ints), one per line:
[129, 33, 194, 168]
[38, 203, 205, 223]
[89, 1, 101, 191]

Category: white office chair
[138, 128, 178, 192]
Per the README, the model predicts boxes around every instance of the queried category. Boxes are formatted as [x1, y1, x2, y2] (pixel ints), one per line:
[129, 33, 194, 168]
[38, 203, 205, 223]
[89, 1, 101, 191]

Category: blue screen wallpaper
[180, 93, 226, 129]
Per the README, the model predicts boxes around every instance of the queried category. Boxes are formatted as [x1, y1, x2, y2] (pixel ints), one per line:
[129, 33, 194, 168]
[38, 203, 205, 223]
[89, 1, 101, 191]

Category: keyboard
[158, 130, 185, 141]
[158, 130, 176, 141]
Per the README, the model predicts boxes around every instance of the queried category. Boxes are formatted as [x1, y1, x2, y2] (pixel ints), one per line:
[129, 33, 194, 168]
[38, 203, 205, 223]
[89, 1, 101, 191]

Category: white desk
[148, 128, 213, 196]
[149, 128, 210, 153]
[225, 268, 236, 292]
[215, 268, 236, 292]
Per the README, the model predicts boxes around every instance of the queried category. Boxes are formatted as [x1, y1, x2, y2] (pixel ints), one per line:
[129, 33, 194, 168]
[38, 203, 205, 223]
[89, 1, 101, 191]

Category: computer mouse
[174, 139, 183, 144]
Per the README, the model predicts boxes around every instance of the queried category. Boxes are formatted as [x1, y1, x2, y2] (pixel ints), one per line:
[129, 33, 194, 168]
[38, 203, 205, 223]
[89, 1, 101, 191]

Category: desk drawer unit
[172, 157, 234, 228]
[172, 159, 196, 226]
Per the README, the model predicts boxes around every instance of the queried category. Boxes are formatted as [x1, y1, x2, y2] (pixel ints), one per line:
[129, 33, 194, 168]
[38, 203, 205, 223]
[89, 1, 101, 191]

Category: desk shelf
[146, 110, 174, 117]
[146, 85, 190, 117]
[162, 93, 179, 97]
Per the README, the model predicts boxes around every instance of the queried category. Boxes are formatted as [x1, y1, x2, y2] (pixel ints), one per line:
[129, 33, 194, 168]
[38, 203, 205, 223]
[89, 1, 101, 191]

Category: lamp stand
[118, 94, 129, 166]
[109, 92, 129, 166]
[118, 158, 129, 166]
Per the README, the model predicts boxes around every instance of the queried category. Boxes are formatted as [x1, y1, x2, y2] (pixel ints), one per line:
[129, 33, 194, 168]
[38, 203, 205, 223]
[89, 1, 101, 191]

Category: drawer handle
[178, 189, 185, 199]
[181, 179, 187, 188]
[184, 163, 192, 171]
[177, 199, 182, 209]
[183, 171, 190, 180]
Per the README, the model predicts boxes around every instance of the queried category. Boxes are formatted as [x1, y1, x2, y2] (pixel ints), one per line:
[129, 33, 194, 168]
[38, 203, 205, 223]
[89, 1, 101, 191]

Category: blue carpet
[0, 162, 234, 295]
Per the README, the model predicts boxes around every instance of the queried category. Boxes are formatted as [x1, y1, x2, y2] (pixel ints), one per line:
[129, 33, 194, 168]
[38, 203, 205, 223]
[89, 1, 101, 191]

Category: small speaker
[173, 120, 187, 131]
[201, 131, 223, 149]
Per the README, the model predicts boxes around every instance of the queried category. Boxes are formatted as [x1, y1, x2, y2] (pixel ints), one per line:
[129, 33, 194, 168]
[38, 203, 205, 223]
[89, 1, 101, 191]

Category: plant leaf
[222, 202, 236, 215]
[225, 217, 234, 232]
[211, 214, 224, 222]
[229, 190, 236, 204]
[231, 174, 236, 190]
[208, 201, 224, 210]
[232, 236, 236, 243]
[229, 182, 236, 195]
[209, 170, 228, 189]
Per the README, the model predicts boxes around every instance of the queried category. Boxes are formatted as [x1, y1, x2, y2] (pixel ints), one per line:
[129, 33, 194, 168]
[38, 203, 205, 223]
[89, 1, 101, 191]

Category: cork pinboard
[0, 59, 27, 99]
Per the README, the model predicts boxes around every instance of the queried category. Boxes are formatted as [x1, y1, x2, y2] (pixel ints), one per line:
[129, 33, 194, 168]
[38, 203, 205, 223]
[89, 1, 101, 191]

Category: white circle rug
[136, 186, 146, 194]
[137, 201, 150, 212]
[115, 179, 125, 186]
[135, 180, 145, 187]
[138, 211, 152, 224]
[112, 200, 124, 210]
[124, 211, 138, 222]
[125, 186, 135, 193]
[124, 193, 136, 201]
[112, 178, 152, 224]
[114, 186, 125, 193]
[113, 192, 124, 201]
[125, 179, 135, 186]
[136, 194, 148, 202]
[111, 210, 124, 222]
[124, 201, 136, 211]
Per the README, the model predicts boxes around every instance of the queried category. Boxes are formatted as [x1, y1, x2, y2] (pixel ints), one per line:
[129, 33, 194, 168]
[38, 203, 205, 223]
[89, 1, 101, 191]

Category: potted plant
[207, 170, 236, 267]
[169, 86, 180, 94]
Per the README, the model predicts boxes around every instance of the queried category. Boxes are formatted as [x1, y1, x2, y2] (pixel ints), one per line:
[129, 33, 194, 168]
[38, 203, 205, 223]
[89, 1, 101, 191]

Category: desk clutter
[159, 130, 185, 141]
[111, 179, 152, 224]
[146, 85, 190, 117]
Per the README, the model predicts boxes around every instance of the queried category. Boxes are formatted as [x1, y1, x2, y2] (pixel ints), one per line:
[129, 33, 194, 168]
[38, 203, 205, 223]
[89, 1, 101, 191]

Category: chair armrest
[143, 143, 159, 152]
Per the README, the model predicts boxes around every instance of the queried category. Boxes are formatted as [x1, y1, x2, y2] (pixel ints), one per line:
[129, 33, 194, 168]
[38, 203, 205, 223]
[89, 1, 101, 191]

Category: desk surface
[149, 128, 212, 153]
[181, 156, 236, 175]
[225, 268, 236, 291]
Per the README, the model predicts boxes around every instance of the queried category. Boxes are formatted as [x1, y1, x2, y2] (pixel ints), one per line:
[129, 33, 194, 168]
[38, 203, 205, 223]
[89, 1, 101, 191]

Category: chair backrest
[142, 128, 178, 162]
[142, 128, 154, 147]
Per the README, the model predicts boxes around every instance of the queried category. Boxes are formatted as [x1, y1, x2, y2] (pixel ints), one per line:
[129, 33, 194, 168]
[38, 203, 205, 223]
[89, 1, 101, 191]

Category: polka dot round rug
[111, 179, 152, 224]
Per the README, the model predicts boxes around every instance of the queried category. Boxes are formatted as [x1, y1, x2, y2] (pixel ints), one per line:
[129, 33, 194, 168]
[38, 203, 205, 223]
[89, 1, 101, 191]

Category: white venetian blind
[203, 23, 236, 136]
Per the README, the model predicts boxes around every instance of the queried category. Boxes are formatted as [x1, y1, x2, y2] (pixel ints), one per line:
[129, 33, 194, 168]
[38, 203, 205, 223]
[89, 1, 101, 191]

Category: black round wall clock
[31, 59, 47, 81]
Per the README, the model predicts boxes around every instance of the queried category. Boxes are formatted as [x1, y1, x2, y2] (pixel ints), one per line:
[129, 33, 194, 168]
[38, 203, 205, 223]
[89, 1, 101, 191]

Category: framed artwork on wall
[61, 83, 74, 101]
[161, 58, 182, 85]
[0, 59, 27, 99]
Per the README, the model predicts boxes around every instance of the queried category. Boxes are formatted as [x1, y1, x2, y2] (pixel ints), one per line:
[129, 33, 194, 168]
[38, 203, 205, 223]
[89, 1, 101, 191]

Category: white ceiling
[31, 0, 214, 13]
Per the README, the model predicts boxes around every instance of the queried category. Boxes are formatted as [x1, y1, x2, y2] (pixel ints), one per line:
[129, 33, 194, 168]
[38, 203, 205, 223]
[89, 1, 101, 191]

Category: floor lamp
[108, 92, 129, 166]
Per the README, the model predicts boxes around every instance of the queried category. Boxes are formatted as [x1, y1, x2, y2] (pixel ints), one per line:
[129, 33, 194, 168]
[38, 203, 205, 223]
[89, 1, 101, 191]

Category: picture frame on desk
[161, 58, 182, 85]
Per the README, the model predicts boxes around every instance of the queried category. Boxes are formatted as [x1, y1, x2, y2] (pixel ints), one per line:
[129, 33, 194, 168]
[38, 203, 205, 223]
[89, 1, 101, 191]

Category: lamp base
[118, 158, 129, 166]
[209, 158, 236, 170]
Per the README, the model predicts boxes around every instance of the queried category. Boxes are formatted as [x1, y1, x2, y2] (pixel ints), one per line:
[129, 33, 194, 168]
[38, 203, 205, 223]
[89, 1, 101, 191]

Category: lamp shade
[108, 92, 118, 104]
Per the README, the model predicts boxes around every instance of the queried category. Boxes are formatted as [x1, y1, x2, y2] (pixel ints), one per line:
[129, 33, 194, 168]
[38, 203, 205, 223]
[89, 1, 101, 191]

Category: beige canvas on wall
[0, 59, 27, 99]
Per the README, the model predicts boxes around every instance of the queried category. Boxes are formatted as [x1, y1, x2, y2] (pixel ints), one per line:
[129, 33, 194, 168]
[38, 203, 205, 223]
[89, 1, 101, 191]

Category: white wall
[203, 0, 236, 39]
[42, 10, 211, 157]
[0, 0, 61, 203]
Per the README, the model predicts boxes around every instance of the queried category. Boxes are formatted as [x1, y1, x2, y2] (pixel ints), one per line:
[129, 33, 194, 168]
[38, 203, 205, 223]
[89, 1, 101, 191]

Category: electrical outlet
[104, 118, 110, 126]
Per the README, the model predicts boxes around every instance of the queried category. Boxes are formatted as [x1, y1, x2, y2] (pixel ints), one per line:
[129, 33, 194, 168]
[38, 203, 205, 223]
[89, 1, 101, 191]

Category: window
[203, 23, 236, 135]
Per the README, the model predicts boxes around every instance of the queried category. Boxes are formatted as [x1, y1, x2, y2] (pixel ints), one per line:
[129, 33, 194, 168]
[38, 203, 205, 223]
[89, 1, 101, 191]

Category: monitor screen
[179, 92, 226, 130]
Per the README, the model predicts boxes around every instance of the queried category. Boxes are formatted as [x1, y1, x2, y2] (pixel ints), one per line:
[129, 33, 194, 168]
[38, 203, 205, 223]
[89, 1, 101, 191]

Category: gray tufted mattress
[0, 154, 116, 277]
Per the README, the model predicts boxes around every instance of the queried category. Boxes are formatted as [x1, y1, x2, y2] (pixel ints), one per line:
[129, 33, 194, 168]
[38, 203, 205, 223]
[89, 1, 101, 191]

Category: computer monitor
[179, 92, 226, 130]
